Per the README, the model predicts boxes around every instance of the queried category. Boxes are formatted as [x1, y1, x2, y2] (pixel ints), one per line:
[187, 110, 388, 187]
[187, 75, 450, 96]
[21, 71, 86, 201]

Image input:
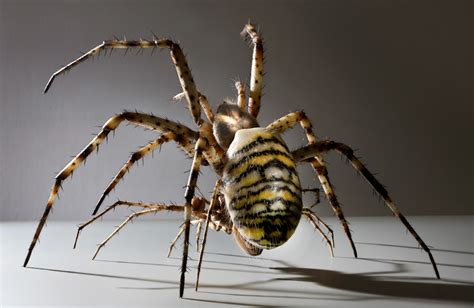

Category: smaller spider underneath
[24, 23, 440, 298]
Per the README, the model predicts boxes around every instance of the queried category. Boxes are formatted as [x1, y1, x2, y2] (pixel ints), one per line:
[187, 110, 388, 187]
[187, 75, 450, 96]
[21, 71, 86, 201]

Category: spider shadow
[270, 260, 474, 303]
[93, 256, 378, 302]
[204, 251, 278, 261]
[96, 258, 277, 275]
[353, 242, 474, 270]
[93, 255, 379, 302]
[26, 264, 372, 305]
[27, 266, 177, 290]
[356, 241, 474, 256]
[26, 253, 474, 304]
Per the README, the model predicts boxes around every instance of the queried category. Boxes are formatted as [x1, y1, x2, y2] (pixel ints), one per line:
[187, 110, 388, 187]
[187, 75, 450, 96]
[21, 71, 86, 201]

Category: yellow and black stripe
[223, 128, 302, 250]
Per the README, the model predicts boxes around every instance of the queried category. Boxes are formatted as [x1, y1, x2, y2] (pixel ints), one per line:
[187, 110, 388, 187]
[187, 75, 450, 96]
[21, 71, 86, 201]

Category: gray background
[1, 0, 472, 221]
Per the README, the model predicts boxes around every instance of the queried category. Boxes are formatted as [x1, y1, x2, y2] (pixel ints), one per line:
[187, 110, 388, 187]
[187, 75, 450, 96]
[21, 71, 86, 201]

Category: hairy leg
[24, 112, 197, 267]
[241, 23, 264, 117]
[168, 224, 185, 257]
[195, 179, 222, 290]
[302, 187, 321, 208]
[91, 204, 187, 260]
[302, 208, 334, 257]
[266, 111, 357, 257]
[74, 200, 203, 249]
[173, 92, 214, 124]
[180, 137, 208, 297]
[44, 38, 203, 125]
[235, 81, 246, 111]
[293, 140, 440, 279]
[93, 132, 178, 215]
[195, 220, 203, 252]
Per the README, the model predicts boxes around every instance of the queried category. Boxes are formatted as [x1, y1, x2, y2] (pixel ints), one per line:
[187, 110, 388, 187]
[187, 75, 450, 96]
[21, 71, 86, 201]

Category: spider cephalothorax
[24, 23, 440, 298]
[213, 102, 260, 149]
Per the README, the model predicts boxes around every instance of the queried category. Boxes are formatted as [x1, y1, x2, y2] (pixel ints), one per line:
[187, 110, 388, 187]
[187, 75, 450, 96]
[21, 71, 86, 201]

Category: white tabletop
[2, 216, 473, 307]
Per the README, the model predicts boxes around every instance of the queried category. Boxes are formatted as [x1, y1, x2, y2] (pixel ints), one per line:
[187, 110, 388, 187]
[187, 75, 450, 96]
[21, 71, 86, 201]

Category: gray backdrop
[1, 0, 472, 221]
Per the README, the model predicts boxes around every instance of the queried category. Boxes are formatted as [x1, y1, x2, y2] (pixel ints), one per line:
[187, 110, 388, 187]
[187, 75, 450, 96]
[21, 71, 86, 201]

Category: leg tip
[23, 255, 31, 267]
[351, 244, 358, 258]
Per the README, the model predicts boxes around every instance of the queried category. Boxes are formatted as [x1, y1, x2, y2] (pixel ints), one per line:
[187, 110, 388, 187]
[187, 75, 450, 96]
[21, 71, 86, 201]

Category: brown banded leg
[167, 219, 204, 257]
[195, 179, 222, 291]
[173, 92, 214, 123]
[169, 216, 230, 258]
[23, 111, 197, 267]
[266, 111, 357, 258]
[302, 188, 333, 245]
[241, 23, 263, 117]
[44, 38, 203, 125]
[168, 224, 185, 257]
[180, 137, 208, 297]
[308, 209, 334, 247]
[302, 208, 334, 257]
[195, 221, 203, 252]
[302, 187, 321, 208]
[235, 81, 246, 110]
[293, 140, 440, 279]
[74, 200, 170, 249]
[91, 203, 187, 260]
[93, 132, 178, 215]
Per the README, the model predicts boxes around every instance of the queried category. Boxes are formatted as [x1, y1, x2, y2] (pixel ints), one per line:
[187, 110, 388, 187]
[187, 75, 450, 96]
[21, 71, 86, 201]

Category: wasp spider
[24, 23, 440, 298]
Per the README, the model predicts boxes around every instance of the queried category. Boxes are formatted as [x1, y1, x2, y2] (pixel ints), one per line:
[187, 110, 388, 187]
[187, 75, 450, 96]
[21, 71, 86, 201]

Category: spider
[24, 23, 440, 298]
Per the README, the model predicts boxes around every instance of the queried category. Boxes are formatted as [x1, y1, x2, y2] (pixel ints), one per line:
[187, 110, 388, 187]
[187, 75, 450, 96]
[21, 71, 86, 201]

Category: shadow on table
[27, 265, 372, 304]
[354, 242, 474, 270]
[356, 241, 474, 256]
[96, 258, 275, 275]
[271, 260, 474, 303]
[27, 252, 474, 304]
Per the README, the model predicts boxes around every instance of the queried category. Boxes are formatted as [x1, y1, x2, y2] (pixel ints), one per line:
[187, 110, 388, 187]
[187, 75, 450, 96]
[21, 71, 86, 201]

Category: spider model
[24, 23, 440, 297]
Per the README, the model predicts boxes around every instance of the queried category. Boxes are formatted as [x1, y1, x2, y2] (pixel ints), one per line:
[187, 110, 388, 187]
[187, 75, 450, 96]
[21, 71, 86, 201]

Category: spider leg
[301, 188, 333, 245]
[180, 137, 208, 298]
[241, 23, 263, 117]
[23, 111, 197, 267]
[168, 224, 186, 257]
[266, 111, 357, 257]
[195, 179, 222, 291]
[292, 140, 441, 279]
[44, 38, 203, 125]
[74, 200, 173, 249]
[195, 220, 203, 252]
[91, 204, 187, 260]
[302, 187, 322, 209]
[174, 92, 214, 123]
[168, 216, 228, 258]
[302, 208, 334, 257]
[235, 81, 246, 111]
[93, 132, 178, 215]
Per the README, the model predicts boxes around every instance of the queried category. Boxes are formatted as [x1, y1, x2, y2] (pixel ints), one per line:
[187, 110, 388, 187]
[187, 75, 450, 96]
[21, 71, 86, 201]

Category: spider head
[213, 102, 259, 150]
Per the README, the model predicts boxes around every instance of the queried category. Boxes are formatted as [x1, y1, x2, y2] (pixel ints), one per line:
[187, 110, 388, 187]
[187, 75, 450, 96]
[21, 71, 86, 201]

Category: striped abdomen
[222, 127, 302, 249]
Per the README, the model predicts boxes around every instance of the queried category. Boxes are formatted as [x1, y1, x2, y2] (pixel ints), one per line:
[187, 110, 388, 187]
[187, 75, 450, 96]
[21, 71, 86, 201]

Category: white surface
[1, 216, 473, 307]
